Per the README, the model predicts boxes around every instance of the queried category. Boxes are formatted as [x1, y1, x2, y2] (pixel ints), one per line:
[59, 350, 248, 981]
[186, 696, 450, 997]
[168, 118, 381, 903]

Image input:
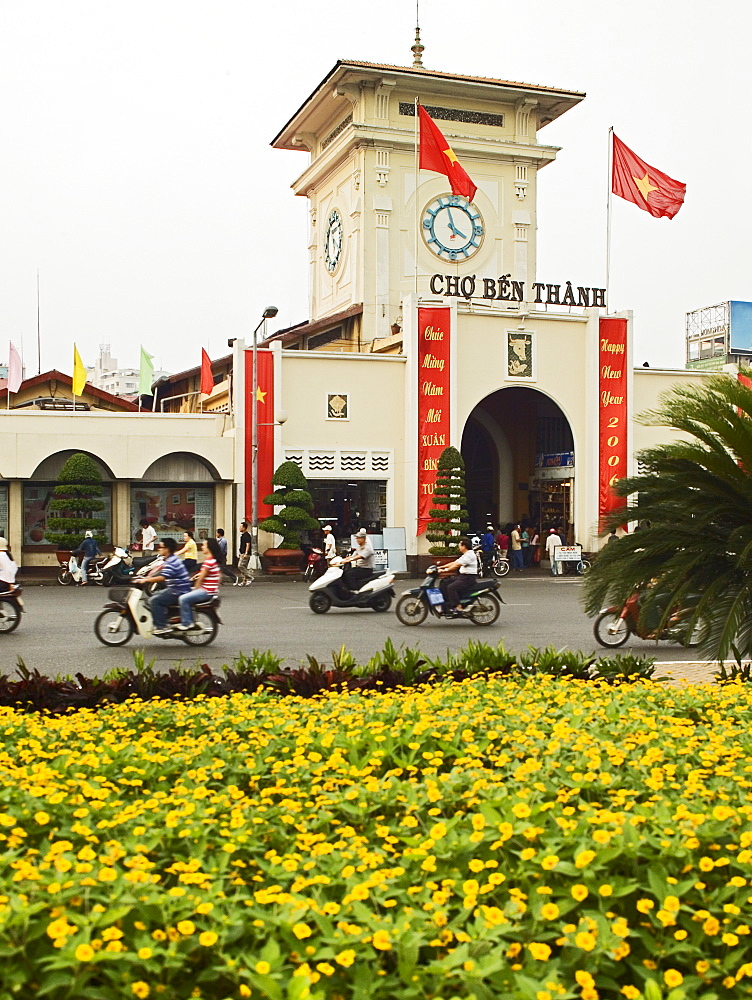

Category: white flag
[8, 342, 22, 393]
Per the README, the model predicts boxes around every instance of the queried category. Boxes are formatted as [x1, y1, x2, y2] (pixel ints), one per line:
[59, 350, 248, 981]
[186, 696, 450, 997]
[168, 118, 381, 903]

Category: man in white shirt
[0, 537, 18, 591]
[545, 527, 561, 576]
[342, 528, 375, 589]
[140, 519, 157, 553]
[437, 538, 478, 612]
[322, 525, 337, 563]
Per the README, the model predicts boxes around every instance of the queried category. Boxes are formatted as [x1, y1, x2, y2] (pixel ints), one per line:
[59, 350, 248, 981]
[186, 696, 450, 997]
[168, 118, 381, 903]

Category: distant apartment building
[87, 344, 169, 396]
[686, 301, 752, 371]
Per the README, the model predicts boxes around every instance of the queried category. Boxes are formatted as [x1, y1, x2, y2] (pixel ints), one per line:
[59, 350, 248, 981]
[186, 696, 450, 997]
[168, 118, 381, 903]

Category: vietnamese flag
[200, 349, 214, 396]
[419, 105, 477, 200]
[612, 133, 686, 219]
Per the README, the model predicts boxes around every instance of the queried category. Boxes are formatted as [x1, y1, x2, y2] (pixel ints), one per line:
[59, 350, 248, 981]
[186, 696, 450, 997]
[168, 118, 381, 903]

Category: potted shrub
[424, 446, 470, 568]
[259, 461, 320, 574]
[45, 452, 107, 552]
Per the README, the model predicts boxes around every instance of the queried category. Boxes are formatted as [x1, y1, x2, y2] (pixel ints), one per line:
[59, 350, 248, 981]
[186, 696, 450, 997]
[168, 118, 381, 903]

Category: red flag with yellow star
[419, 105, 477, 200]
[612, 133, 686, 219]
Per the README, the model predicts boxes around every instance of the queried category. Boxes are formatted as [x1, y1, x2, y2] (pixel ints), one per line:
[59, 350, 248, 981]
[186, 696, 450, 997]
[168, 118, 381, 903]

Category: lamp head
[263, 306, 279, 319]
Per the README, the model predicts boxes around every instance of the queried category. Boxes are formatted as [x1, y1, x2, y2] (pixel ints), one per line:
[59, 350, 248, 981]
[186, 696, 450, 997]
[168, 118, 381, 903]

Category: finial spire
[412, 1, 424, 67]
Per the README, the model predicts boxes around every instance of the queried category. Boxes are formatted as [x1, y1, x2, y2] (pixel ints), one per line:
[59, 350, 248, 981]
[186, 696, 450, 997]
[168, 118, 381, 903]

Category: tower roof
[271, 59, 584, 150]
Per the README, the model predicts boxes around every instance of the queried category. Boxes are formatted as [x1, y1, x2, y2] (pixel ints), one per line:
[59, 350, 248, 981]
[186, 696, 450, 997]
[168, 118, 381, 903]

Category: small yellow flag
[72, 345, 86, 396]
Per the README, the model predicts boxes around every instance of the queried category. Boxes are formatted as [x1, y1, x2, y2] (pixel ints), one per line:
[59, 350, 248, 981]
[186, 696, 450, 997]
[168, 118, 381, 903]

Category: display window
[307, 480, 387, 536]
[23, 483, 112, 547]
[130, 485, 214, 545]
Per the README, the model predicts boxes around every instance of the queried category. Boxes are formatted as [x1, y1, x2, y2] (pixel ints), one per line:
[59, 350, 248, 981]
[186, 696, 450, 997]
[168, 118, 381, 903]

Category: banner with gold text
[244, 348, 275, 522]
[417, 306, 452, 535]
[598, 317, 628, 524]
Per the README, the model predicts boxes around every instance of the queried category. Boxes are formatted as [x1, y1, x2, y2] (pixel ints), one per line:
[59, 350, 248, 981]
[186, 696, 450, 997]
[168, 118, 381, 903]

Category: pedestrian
[0, 538, 18, 591]
[140, 537, 192, 636]
[175, 530, 198, 574]
[139, 518, 157, 554]
[496, 524, 510, 560]
[511, 524, 524, 571]
[607, 528, 619, 544]
[176, 538, 222, 631]
[215, 528, 237, 583]
[322, 524, 337, 563]
[235, 521, 253, 586]
[530, 529, 540, 566]
[436, 537, 478, 614]
[521, 525, 531, 567]
[479, 524, 496, 577]
[72, 530, 102, 586]
[545, 527, 561, 576]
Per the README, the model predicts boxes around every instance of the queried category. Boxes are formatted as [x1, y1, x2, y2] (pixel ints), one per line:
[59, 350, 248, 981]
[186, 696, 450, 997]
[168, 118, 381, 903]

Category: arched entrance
[461, 387, 574, 537]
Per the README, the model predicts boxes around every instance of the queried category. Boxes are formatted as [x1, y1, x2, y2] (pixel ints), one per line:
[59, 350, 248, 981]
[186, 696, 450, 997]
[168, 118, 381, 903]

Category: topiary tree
[259, 460, 320, 550]
[426, 446, 470, 555]
[45, 452, 106, 548]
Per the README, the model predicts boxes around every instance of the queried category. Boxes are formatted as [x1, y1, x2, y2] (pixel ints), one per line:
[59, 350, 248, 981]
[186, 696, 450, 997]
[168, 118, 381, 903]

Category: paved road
[1, 576, 718, 683]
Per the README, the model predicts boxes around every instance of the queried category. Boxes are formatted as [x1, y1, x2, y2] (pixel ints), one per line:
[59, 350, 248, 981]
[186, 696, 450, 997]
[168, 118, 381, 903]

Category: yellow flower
[576, 970, 595, 988]
[528, 942, 551, 960]
[636, 898, 654, 913]
[430, 822, 446, 839]
[131, 985, 150, 999]
[541, 855, 559, 870]
[540, 903, 560, 920]
[255, 961, 271, 974]
[703, 916, 720, 936]
[698, 856, 714, 872]
[372, 930, 392, 951]
[620, 988, 640, 999]
[571, 884, 589, 901]
[468, 859, 485, 873]
[138, 947, 153, 960]
[177, 920, 196, 936]
[575, 931, 597, 951]
[575, 850, 596, 869]
[664, 969, 683, 988]
[316, 962, 335, 976]
[336, 949, 356, 967]
[34, 811, 50, 825]
[239, 987, 251, 998]
[75, 943, 95, 962]
[696, 960, 710, 974]
[97, 867, 117, 882]
[599, 884, 613, 897]
[292, 923, 312, 940]
[512, 802, 531, 819]
[663, 895, 680, 913]
[199, 931, 218, 947]
[471, 814, 486, 831]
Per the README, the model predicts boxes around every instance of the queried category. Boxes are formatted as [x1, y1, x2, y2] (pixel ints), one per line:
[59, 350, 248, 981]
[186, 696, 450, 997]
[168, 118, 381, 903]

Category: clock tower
[271, 57, 584, 344]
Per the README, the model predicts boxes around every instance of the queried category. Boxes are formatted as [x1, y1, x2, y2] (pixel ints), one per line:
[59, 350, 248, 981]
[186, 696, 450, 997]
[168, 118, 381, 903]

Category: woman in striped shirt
[176, 537, 222, 630]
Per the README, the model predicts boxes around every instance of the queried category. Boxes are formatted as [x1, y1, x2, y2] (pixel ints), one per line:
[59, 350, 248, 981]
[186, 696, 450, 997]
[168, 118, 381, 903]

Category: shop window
[307, 480, 387, 535]
[0, 483, 8, 538]
[130, 485, 214, 545]
[23, 483, 112, 547]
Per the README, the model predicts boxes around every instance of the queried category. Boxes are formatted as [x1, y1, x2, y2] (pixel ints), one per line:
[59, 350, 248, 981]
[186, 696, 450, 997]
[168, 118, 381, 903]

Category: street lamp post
[250, 306, 279, 569]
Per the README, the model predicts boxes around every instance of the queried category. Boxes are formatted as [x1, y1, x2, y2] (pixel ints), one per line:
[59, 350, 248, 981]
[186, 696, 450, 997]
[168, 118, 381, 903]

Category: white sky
[1, 0, 750, 375]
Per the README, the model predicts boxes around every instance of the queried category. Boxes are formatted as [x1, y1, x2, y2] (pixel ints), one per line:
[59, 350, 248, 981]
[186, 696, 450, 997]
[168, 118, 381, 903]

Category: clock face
[324, 209, 343, 273]
[421, 195, 484, 260]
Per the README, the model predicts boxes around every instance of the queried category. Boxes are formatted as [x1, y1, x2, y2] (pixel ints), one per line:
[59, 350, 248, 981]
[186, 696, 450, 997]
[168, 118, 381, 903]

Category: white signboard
[555, 544, 581, 562]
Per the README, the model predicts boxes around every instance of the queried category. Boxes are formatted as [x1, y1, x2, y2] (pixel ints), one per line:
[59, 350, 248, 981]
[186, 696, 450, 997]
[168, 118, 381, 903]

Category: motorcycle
[593, 591, 708, 648]
[93, 583, 221, 647]
[56, 552, 108, 586]
[395, 565, 502, 626]
[0, 586, 24, 634]
[308, 557, 395, 613]
[302, 546, 327, 580]
[100, 547, 158, 586]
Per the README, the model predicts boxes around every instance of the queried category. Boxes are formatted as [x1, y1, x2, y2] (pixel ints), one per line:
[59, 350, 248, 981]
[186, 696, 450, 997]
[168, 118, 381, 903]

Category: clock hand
[445, 207, 467, 239]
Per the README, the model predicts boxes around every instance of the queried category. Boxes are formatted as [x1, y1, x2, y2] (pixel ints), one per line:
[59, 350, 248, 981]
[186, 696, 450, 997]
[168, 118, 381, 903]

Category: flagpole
[606, 126, 613, 314]
[414, 98, 420, 297]
[36, 270, 41, 375]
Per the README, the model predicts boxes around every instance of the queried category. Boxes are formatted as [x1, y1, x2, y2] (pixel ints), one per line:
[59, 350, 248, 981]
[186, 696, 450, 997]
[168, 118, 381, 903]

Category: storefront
[130, 484, 215, 545]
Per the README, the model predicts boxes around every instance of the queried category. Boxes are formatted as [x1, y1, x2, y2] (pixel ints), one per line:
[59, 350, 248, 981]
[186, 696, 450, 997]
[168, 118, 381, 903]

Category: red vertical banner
[244, 348, 275, 521]
[417, 306, 452, 535]
[598, 317, 629, 525]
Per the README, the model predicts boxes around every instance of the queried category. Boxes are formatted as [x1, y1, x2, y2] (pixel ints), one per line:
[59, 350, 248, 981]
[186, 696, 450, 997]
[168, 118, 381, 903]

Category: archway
[461, 386, 574, 537]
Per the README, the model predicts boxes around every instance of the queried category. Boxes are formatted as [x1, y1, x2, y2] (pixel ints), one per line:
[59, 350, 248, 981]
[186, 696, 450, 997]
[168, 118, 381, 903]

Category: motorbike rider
[72, 530, 102, 586]
[341, 528, 375, 590]
[0, 538, 18, 592]
[479, 524, 496, 577]
[437, 537, 478, 614]
[137, 537, 192, 636]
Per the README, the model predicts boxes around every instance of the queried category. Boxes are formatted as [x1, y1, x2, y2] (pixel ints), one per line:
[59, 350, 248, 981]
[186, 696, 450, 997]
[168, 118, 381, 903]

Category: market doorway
[461, 387, 574, 539]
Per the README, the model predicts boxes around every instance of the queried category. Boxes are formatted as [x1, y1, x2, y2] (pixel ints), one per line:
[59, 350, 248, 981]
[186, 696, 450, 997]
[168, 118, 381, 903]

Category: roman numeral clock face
[324, 209, 343, 273]
[421, 195, 484, 260]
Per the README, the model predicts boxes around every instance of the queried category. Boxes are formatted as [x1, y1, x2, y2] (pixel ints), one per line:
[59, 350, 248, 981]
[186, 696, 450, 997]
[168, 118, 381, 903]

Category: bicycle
[491, 546, 510, 577]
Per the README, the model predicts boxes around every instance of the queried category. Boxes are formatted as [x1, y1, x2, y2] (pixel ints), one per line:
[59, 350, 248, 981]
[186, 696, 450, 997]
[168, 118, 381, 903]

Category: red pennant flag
[200, 349, 214, 396]
[611, 133, 686, 219]
[419, 105, 477, 200]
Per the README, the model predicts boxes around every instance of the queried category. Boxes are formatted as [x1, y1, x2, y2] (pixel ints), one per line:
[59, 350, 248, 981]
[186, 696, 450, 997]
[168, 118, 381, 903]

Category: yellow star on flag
[443, 146, 458, 164]
[255, 386, 267, 403]
[633, 172, 659, 201]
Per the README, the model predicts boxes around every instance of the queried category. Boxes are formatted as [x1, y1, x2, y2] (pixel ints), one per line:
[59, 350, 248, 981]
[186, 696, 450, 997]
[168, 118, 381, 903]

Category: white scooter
[93, 580, 220, 647]
[308, 557, 395, 614]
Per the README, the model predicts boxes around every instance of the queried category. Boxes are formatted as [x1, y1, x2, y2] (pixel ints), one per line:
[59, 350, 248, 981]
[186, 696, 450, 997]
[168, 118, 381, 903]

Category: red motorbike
[593, 591, 708, 648]
[303, 547, 327, 580]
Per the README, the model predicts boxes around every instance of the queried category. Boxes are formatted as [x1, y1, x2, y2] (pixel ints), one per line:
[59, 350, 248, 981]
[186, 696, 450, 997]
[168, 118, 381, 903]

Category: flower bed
[1, 677, 751, 999]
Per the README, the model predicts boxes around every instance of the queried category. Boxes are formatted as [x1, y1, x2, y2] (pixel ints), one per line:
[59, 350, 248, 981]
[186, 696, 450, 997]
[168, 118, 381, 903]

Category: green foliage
[426, 445, 470, 555]
[582, 373, 752, 662]
[44, 452, 107, 547]
[260, 461, 319, 549]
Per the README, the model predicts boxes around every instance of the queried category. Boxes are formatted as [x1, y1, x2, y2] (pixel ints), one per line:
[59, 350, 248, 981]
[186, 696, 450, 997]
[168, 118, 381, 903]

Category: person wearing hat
[72, 530, 102, 586]
[322, 524, 337, 564]
[0, 538, 18, 592]
[341, 528, 376, 589]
